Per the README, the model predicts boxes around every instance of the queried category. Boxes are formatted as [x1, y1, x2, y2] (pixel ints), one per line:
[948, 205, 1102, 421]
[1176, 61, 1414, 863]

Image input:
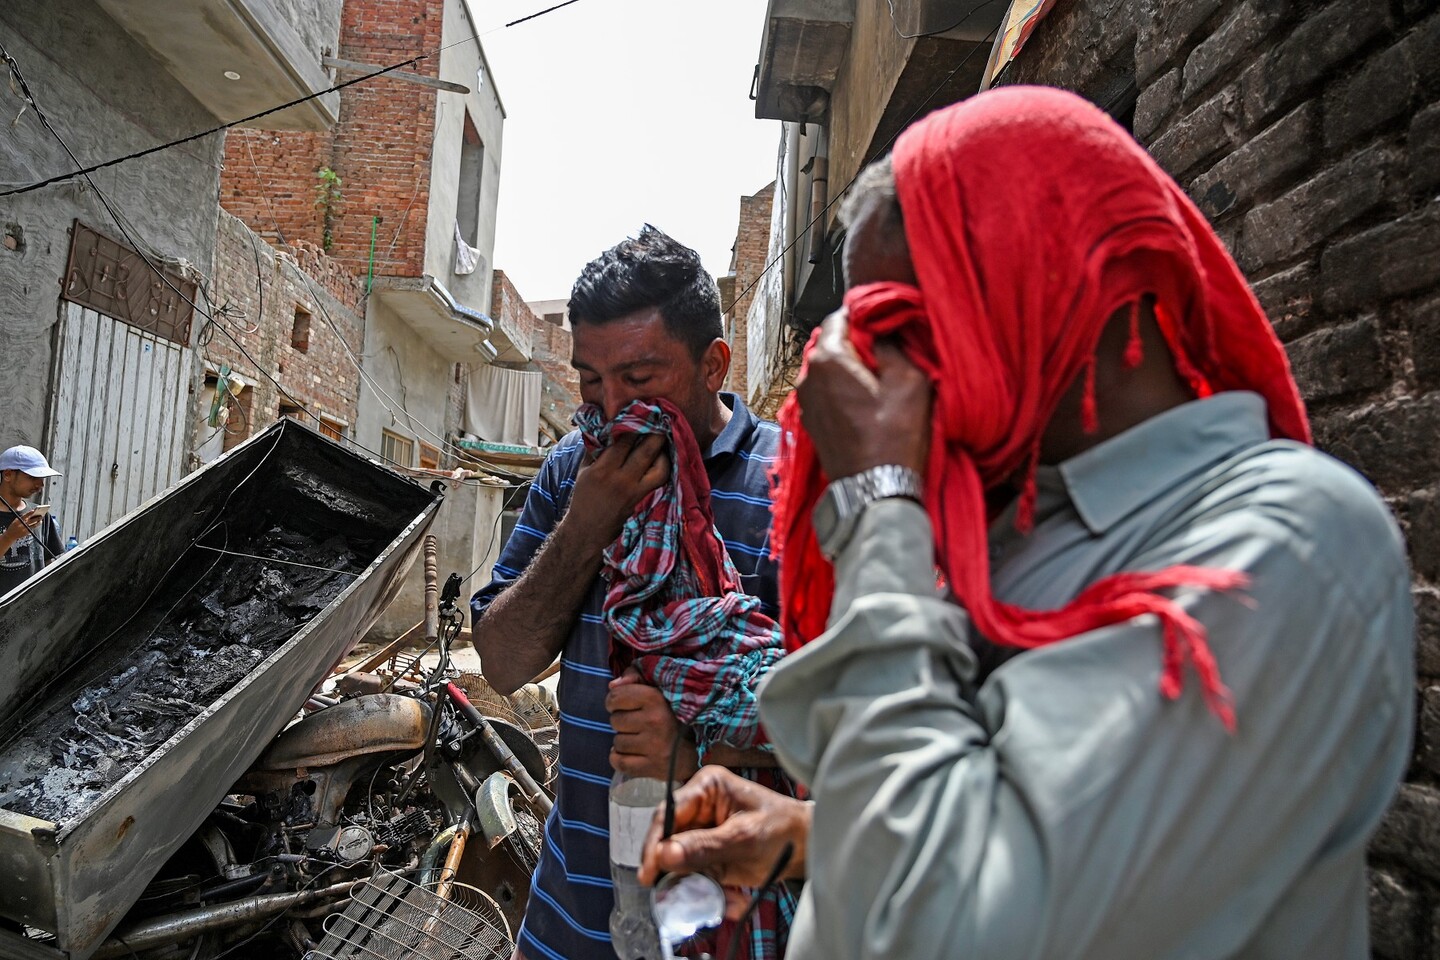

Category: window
[278, 401, 304, 422]
[318, 416, 345, 441]
[456, 114, 484, 247]
[381, 430, 415, 468]
[291, 305, 312, 352]
[419, 442, 440, 471]
[543, 312, 564, 326]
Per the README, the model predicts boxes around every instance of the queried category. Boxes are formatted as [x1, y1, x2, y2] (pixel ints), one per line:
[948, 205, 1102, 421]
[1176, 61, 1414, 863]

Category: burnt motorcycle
[89, 570, 554, 960]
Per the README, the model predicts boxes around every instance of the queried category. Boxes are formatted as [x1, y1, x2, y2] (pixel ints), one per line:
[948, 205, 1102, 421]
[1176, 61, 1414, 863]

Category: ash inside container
[0, 520, 367, 824]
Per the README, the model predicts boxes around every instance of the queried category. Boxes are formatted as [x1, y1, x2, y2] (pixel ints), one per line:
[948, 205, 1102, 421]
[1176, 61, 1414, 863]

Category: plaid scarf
[575, 398, 797, 960]
[577, 399, 785, 756]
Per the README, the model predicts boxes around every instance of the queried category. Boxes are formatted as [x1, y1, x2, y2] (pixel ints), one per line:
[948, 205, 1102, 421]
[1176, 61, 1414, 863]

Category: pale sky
[472, 0, 781, 302]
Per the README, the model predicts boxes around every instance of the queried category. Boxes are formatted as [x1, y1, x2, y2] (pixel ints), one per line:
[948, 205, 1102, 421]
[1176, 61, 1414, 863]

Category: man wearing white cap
[0, 446, 64, 596]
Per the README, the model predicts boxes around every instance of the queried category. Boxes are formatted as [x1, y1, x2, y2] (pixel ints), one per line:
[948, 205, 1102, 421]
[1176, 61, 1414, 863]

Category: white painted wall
[354, 301, 454, 466]
[424, 0, 506, 317]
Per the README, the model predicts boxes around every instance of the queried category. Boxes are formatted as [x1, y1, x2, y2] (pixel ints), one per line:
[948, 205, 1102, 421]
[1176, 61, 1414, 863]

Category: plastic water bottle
[609, 771, 665, 959]
[65, 536, 78, 551]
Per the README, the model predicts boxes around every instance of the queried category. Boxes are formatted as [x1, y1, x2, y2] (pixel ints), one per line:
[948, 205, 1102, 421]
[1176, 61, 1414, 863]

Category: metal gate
[46, 302, 194, 543]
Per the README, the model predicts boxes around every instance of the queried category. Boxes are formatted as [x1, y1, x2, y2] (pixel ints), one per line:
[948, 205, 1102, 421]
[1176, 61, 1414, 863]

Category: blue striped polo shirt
[471, 392, 781, 960]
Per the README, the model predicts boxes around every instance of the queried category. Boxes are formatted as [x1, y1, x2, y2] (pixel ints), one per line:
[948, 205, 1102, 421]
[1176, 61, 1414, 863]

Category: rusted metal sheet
[61, 221, 195, 346]
[0, 419, 443, 959]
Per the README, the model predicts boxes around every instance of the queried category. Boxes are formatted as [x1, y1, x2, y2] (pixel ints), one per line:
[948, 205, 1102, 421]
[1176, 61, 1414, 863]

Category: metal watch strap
[815, 464, 923, 560]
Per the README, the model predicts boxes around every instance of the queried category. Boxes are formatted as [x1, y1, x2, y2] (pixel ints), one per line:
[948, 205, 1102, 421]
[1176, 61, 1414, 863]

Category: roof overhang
[754, 0, 854, 122]
[888, 0, 1008, 44]
[372, 275, 498, 361]
[94, 0, 339, 130]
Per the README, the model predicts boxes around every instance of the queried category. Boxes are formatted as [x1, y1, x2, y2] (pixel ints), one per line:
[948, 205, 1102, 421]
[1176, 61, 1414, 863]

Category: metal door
[46, 302, 193, 543]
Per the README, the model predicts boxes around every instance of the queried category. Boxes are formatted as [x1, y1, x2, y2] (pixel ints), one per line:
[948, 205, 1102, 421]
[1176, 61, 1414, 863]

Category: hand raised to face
[567, 433, 670, 549]
[796, 309, 932, 481]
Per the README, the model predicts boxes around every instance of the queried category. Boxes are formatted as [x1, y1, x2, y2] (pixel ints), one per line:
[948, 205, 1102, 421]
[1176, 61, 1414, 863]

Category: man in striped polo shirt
[471, 226, 789, 960]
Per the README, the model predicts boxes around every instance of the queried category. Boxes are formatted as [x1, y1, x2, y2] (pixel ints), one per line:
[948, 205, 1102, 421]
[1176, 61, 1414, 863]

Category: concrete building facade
[216, 0, 528, 640]
[744, 0, 1006, 413]
[0, 0, 342, 543]
[219, 0, 516, 461]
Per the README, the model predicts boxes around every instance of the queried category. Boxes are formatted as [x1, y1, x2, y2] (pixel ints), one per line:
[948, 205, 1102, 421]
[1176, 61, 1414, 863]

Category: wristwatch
[812, 464, 923, 561]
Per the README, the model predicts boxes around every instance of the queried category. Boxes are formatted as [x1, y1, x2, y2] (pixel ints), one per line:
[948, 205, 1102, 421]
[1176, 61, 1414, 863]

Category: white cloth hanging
[465, 362, 541, 447]
[454, 221, 481, 275]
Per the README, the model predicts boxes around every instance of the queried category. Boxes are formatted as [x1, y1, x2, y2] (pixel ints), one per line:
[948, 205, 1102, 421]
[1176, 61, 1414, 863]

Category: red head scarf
[771, 87, 1310, 730]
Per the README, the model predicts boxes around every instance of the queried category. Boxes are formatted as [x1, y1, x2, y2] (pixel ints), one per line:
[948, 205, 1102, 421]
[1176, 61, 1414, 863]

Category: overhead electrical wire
[885, 0, 1007, 40]
[0, 0, 591, 198]
[504, 0, 585, 28]
[2, 36, 539, 486]
[0, 55, 425, 198]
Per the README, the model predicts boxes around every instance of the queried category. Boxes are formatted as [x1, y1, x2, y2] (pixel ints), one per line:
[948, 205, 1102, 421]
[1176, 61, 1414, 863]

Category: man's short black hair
[567, 225, 723, 359]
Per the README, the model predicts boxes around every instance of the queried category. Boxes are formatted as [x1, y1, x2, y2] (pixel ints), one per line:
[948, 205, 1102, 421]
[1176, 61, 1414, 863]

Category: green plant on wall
[314, 166, 343, 251]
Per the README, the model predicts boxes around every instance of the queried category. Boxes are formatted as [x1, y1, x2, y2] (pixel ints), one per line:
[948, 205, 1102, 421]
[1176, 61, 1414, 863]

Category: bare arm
[475, 434, 668, 695]
[475, 512, 607, 694]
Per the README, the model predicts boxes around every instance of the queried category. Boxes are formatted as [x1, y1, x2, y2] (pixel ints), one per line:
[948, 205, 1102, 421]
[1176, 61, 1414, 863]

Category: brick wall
[219, 0, 442, 279]
[492, 269, 539, 353]
[203, 210, 365, 451]
[532, 315, 582, 416]
[488, 268, 580, 435]
[723, 183, 776, 397]
[1003, 1, 1439, 955]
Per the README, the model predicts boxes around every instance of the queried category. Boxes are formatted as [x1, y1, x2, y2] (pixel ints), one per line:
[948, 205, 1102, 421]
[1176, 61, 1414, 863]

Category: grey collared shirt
[759, 392, 1413, 960]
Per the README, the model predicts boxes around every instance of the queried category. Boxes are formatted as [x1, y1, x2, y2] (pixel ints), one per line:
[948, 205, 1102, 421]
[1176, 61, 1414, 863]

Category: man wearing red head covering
[640, 87, 1413, 959]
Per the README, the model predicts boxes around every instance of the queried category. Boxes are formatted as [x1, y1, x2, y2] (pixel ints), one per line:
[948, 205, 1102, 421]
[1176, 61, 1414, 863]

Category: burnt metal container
[0, 420, 442, 959]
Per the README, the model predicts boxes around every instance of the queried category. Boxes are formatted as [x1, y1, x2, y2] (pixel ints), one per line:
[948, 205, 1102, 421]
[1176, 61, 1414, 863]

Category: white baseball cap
[0, 446, 62, 478]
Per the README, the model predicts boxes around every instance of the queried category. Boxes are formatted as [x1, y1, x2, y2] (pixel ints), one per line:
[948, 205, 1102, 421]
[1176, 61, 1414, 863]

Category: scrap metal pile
[13, 566, 558, 960]
[0, 422, 557, 960]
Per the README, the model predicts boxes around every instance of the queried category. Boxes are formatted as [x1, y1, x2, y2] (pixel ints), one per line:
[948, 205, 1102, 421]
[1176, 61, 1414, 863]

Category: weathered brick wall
[532, 316, 582, 413]
[1003, 1, 1439, 955]
[203, 210, 365, 449]
[220, 128, 332, 248]
[489, 269, 581, 421]
[492, 269, 539, 351]
[724, 183, 776, 397]
[218, 0, 441, 278]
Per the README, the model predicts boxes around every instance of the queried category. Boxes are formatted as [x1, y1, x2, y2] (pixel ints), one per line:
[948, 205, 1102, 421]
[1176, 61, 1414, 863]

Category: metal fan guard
[456, 672, 559, 787]
[308, 871, 514, 960]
